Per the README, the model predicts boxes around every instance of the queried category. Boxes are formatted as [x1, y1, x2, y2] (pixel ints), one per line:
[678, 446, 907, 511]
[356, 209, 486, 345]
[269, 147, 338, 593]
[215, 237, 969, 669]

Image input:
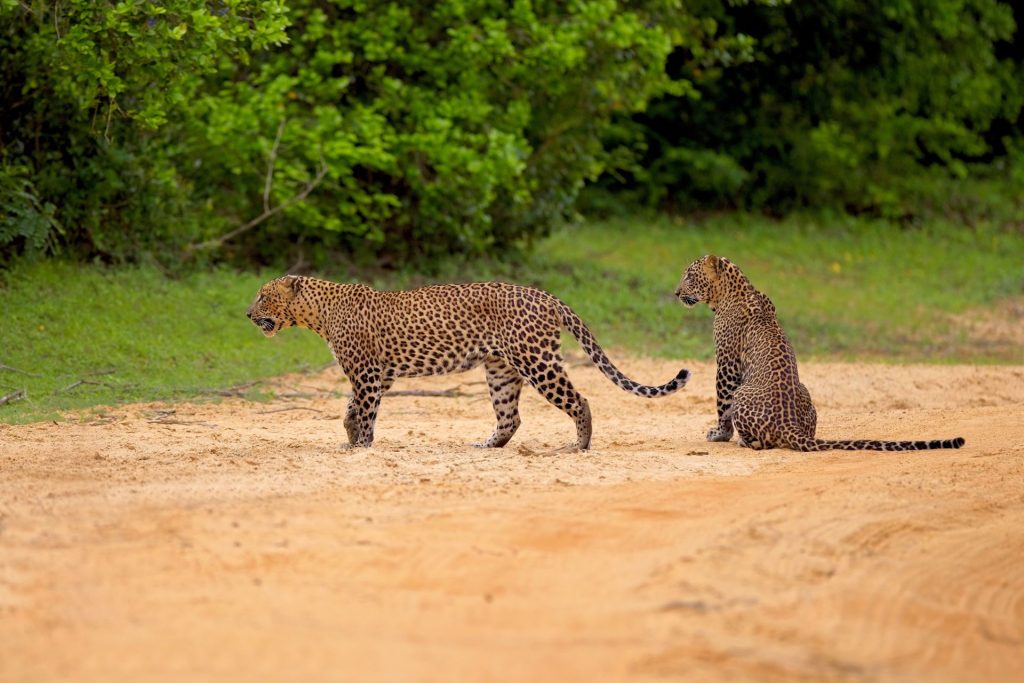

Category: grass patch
[539, 214, 1024, 361]
[0, 262, 329, 424]
[376, 213, 1023, 363]
[2, 214, 1021, 423]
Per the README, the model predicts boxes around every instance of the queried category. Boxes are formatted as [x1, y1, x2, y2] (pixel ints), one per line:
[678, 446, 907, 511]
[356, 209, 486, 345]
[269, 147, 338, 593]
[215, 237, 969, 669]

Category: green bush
[180, 0, 743, 265]
[4, 0, 1017, 268]
[1, 1, 752, 267]
[602, 0, 1024, 220]
[0, 0, 289, 263]
[1, 163, 61, 253]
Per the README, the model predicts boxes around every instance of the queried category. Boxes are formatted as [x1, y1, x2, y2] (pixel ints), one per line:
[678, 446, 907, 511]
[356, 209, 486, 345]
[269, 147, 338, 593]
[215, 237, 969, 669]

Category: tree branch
[186, 128, 329, 254]
[263, 117, 287, 213]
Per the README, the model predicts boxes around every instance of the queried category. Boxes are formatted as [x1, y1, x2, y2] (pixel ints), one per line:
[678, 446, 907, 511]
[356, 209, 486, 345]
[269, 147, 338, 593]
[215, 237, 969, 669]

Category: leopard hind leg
[475, 357, 525, 448]
[731, 397, 775, 450]
[509, 349, 592, 450]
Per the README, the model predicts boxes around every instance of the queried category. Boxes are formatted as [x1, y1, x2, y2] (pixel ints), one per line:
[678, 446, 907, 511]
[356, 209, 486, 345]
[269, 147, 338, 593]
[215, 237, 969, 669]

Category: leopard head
[675, 254, 734, 309]
[246, 276, 302, 337]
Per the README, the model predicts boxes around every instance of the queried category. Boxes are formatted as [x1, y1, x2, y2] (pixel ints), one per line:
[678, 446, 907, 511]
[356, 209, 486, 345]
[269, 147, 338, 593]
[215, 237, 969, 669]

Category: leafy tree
[2, 0, 750, 266]
[0, 0, 288, 261]
[6, 0, 1016, 267]
[183, 0, 748, 265]
[604, 0, 1023, 218]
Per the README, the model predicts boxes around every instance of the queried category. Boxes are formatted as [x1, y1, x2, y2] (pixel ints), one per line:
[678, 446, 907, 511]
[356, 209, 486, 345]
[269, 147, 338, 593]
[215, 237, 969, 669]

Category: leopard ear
[702, 254, 723, 280]
[274, 275, 302, 300]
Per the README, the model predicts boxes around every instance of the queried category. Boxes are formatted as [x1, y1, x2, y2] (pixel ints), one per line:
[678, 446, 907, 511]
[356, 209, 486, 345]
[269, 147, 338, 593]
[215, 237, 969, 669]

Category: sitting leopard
[247, 276, 690, 450]
[674, 255, 964, 451]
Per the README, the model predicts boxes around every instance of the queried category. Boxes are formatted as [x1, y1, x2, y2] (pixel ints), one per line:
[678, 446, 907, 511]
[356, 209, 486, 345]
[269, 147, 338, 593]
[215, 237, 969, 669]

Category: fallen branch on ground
[256, 406, 325, 414]
[59, 379, 115, 393]
[276, 391, 316, 399]
[147, 417, 218, 427]
[0, 363, 41, 377]
[334, 386, 472, 399]
[0, 388, 26, 406]
[206, 381, 260, 398]
[387, 387, 470, 398]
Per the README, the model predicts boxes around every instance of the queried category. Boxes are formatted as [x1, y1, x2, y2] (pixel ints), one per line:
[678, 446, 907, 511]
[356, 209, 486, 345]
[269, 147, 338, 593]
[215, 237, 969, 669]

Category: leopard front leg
[344, 366, 386, 447]
[343, 401, 360, 445]
[708, 360, 742, 442]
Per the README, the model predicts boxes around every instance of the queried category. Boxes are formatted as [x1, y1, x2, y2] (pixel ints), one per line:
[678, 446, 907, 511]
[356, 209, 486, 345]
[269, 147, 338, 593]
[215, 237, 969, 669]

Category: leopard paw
[706, 427, 734, 442]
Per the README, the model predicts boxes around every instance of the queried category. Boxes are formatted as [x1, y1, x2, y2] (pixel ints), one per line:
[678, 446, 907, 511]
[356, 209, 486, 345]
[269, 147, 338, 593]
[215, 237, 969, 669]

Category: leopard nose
[246, 310, 252, 319]
[674, 288, 682, 297]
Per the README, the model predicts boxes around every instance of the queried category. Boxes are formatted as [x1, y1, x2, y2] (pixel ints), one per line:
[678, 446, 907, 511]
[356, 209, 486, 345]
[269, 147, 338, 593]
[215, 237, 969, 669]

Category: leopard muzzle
[252, 317, 278, 335]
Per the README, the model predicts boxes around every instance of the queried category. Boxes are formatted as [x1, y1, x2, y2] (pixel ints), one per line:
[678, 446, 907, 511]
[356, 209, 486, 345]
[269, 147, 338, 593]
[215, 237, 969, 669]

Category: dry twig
[0, 363, 40, 377]
[334, 386, 472, 399]
[387, 387, 470, 398]
[0, 389, 26, 406]
[205, 381, 259, 398]
[59, 379, 114, 393]
[276, 391, 315, 399]
[147, 417, 217, 427]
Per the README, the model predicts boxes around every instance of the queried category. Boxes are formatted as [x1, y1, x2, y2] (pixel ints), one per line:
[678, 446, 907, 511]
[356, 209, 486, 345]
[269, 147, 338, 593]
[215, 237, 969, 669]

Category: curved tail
[805, 437, 965, 452]
[555, 300, 689, 397]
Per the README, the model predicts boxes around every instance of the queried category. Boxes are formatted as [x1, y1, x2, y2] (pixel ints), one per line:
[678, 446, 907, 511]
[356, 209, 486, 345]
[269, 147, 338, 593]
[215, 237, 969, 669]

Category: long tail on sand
[807, 437, 965, 451]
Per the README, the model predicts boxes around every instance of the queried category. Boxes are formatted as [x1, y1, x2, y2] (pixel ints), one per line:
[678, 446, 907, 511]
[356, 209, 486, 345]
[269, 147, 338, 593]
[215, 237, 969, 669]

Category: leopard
[247, 275, 690, 450]
[674, 255, 965, 451]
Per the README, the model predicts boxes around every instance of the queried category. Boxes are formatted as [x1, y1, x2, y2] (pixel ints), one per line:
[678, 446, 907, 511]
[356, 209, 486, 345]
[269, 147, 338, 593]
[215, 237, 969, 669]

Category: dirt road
[2, 358, 1023, 682]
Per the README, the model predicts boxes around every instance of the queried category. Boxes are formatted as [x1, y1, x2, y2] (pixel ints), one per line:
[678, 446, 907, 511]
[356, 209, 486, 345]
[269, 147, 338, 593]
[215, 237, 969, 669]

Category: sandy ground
[1, 356, 1023, 682]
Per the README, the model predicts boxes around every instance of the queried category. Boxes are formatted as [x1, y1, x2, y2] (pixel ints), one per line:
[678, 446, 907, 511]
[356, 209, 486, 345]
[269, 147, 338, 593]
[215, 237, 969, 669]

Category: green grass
[504, 213, 1024, 361]
[377, 213, 1023, 362]
[2, 214, 1021, 423]
[0, 263, 329, 423]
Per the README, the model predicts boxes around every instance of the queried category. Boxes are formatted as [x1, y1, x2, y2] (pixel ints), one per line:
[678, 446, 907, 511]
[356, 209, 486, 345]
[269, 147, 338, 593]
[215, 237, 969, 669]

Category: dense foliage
[0, 0, 290, 261]
[1, 0, 745, 266]
[183, 0, 737, 265]
[602, 0, 1024, 219]
[1, 1, 1021, 268]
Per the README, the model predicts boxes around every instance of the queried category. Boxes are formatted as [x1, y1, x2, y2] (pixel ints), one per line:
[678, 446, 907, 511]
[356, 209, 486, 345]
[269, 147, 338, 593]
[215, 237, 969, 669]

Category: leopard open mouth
[680, 294, 699, 307]
[253, 317, 278, 335]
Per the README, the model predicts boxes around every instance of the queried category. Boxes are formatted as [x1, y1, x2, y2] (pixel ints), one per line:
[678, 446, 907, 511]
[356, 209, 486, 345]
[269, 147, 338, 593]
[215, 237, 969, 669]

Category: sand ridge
[1, 357, 1023, 682]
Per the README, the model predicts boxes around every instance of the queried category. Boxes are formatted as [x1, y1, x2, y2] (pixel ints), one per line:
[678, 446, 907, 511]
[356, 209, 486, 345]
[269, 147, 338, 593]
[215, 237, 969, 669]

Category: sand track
[2, 358, 1023, 682]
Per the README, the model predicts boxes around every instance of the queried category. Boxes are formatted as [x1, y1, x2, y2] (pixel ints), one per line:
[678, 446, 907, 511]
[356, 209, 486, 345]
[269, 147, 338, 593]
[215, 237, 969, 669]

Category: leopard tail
[802, 437, 965, 451]
[555, 300, 689, 397]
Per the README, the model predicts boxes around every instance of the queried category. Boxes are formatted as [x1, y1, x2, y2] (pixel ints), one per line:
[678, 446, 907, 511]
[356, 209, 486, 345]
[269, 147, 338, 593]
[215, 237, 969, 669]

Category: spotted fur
[247, 276, 690, 449]
[675, 255, 964, 452]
